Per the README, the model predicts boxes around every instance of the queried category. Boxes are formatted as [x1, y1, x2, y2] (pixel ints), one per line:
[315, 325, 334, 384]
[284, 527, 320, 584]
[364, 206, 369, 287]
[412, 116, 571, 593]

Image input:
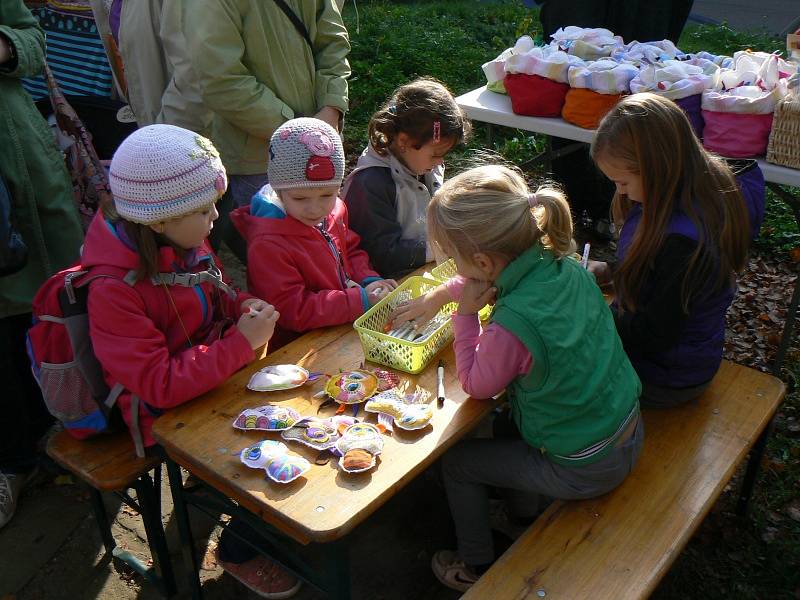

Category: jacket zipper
[318, 223, 349, 288]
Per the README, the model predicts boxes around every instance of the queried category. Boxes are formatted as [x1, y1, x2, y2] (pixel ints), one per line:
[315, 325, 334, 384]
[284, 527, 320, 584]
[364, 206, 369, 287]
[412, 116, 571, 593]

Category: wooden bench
[464, 359, 785, 600]
[46, 430, 177, 598]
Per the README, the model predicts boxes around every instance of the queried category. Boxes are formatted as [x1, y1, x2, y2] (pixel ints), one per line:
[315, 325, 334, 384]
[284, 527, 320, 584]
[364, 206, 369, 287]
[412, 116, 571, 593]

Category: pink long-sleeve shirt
[445, 277, 533, 399]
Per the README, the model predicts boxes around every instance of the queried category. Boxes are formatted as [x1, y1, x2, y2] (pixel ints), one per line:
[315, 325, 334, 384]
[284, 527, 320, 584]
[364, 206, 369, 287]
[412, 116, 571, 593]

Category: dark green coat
[0, 0, 83, 318]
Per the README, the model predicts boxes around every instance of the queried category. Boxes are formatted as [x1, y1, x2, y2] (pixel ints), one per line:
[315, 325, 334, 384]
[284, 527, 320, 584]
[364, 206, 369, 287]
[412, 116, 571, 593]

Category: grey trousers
[442, 410, 644, 565]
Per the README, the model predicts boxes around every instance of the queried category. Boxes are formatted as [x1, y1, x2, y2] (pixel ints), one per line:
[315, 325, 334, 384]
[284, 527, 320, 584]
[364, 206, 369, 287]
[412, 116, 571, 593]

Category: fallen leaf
[787, 502, 800, 522]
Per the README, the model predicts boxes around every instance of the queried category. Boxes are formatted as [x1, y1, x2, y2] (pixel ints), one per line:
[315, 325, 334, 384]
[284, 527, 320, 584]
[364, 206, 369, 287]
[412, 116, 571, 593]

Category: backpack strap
[129, 394, 145, 458]
[150, 257, 237, 300]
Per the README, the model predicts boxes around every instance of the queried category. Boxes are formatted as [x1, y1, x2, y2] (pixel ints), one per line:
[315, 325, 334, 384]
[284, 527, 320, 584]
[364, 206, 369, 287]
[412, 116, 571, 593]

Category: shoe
[0, 469, 35, 529]
[431, 550, 479, 593]
[218, 553, 301, 599]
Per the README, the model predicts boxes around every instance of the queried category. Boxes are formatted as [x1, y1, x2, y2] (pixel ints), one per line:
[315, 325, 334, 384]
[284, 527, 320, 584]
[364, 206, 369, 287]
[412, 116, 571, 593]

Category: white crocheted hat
[268, 118, 344, 191]
[109, 124, 227, 224]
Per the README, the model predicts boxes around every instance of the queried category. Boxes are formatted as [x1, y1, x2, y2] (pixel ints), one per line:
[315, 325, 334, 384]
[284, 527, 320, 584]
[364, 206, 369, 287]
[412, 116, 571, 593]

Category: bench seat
[47, 429, 159, 491]
[464, 359, 785, 600]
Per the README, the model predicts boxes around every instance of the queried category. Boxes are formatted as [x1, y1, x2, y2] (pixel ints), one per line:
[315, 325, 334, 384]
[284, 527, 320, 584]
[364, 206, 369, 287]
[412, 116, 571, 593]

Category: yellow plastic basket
[430, 258, 458, 281]
[353, 276, 457, 374]
[430, 259, 493, 322]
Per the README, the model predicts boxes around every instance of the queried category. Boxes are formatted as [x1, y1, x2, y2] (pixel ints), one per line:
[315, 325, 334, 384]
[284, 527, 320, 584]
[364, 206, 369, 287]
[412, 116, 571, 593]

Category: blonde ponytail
[427, 165, 576, 266]
[530, 187, 576, 259]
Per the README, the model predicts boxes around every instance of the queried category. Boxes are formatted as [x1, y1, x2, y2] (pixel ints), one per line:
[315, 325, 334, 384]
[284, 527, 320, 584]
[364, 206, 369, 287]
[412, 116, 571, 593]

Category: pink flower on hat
[299, 130, 335, 157]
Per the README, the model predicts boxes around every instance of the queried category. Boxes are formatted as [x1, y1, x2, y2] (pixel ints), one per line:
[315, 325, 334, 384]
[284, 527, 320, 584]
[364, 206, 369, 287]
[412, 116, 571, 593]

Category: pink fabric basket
[701, 110, 775, 157]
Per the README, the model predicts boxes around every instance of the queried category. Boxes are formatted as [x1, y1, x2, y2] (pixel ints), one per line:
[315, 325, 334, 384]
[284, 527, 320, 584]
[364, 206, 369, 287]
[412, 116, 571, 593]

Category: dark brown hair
[103, 204, 185, 282]
[368, 77, 471, 156]
[591, 93, 750, 313]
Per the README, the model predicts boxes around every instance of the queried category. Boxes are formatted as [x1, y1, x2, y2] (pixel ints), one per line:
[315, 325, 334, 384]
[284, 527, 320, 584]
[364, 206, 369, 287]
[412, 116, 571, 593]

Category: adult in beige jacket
[183, 0, 351, 262]
[90, 0, 212, 135]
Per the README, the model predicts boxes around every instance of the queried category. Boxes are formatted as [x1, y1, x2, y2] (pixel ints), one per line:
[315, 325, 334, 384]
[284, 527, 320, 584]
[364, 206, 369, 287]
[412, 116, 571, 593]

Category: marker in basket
[581, 242, 590, 269]
[437, 360, 445, 408]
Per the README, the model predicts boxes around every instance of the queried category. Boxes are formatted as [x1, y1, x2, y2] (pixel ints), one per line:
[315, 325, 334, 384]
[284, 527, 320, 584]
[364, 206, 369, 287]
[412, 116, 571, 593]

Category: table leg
[165, 458, 202, 599]
[737, 181, 800, 518]
[323, 537, 352, 600]
[486, 123, 495, 147]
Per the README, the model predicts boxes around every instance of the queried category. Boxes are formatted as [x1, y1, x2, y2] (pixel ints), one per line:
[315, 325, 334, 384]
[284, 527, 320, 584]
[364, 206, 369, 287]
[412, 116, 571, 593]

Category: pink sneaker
[218, 553, 301, 599]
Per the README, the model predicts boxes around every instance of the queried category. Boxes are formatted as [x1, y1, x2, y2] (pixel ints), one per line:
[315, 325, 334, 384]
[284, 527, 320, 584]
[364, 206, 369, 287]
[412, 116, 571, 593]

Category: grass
[341, 2, 799, 598]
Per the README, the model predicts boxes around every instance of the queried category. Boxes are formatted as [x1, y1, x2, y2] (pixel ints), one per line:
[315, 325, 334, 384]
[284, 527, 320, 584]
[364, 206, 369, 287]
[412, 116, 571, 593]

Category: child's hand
[389, 284, 449, 329]
[458, 279, 496, 316]
[365, 279, 397, 306]
[241, 298, 269, 315]
[237, 302, 280, 350]
[587, 260, 612, 287]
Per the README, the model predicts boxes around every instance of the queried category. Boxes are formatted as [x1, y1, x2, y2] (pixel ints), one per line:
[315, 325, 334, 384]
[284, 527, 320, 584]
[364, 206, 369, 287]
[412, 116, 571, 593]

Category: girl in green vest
[420, 165, 643, 593]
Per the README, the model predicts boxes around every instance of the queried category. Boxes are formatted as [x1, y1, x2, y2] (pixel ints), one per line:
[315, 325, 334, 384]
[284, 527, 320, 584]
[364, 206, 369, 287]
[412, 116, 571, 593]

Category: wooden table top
[152, 316, 499, 545]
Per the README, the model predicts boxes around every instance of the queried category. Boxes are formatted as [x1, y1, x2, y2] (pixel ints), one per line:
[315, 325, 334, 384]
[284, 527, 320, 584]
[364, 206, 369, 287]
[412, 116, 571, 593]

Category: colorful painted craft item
[372, 368, 400, 392]
[246, 364, 311, 391]
[365, 392, 433, 431]
[324, 370, 379, 405]
[233, 405, 302, 431]
[335, 422, 384, 473]
[281, 417, 340, 451]
[239, 440, 311, 484]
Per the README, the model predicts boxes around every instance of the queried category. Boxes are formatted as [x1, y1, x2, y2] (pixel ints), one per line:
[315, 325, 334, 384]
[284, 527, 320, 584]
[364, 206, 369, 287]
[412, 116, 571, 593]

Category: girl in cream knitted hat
[82, 124, 297, 597]
[82, 123, 278, 451]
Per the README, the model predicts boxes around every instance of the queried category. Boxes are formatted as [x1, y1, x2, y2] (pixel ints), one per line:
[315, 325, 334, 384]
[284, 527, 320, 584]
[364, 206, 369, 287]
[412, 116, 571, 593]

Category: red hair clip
[432, 120, 441, 143]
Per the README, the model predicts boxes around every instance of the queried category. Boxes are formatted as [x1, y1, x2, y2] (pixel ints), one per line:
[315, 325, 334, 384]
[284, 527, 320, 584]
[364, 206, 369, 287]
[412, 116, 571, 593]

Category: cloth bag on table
[701, 51, 793, 157]
[630, 57, 720, 138]
[562, 58, 636, 129]
[502, 41, 582, 117]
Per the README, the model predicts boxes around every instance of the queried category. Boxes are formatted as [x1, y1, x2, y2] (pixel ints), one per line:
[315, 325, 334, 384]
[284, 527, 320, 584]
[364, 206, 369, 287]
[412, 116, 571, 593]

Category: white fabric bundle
[630, 57, 719, 100]
[482, 35, 537, 87]
[568, 58, 639, 94]
[550, 26, 624, 60]
[613, 40, 683, 65]
[702, 51, 793, 114]
[505, 42, 585, 83]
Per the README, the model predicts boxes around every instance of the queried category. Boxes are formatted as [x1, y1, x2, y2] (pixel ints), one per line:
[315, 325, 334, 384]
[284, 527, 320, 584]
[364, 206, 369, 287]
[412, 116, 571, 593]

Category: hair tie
[387, 105, 397, 115]
[527, 193, 539, 208]
[432, 120, 441, 143]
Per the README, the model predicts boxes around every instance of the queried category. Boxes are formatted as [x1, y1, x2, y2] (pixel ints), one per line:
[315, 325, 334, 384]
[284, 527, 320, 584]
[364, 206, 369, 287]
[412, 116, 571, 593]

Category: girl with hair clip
[406, 165, 643, 593]
[588, 93, 750, 409]
[341, 77, 471, 279]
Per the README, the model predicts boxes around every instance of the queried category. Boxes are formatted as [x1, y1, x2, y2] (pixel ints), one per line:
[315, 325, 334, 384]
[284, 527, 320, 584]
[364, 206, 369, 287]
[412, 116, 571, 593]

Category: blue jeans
[209, 173, 269, 264]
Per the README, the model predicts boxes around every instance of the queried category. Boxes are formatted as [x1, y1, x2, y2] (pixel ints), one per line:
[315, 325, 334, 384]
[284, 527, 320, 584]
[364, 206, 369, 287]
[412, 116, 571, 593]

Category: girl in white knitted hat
[82, 124, 300, 598]
[231, 117, 397, 349]
[83, 124, 279, 452]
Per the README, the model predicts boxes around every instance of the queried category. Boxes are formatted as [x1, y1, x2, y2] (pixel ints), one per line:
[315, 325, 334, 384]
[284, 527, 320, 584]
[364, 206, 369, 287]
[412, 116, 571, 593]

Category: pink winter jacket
[82, 212, 255, 449]
[231, 189, 379, 346]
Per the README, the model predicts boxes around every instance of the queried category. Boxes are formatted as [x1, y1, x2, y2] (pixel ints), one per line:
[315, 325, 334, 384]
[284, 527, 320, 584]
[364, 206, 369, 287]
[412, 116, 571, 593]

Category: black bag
[0, 174, 28, 277]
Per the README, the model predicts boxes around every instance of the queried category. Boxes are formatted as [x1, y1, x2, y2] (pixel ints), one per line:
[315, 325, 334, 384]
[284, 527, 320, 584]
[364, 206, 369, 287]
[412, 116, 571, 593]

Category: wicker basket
[766, 74, 800, 169]
[353, 276, 457, 374]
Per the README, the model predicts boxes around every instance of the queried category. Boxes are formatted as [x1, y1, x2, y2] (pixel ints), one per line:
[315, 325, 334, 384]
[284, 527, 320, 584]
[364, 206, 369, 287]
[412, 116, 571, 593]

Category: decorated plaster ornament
[324, 370, 379, 405]
[239, 440, 290, 469]
[335, 422, 384, 473]
[281, 417, 340, 451]
[365, 392, 433, 431]
[239, 439, 310, 484]
[246, 364, 312, 392]
[233, 405, 302, 431]
[372, 368, 400, 392]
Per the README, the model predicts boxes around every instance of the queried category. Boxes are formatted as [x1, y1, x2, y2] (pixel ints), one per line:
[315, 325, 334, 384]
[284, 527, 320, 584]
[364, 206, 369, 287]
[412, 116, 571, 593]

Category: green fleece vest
[492, 244, 641, 466]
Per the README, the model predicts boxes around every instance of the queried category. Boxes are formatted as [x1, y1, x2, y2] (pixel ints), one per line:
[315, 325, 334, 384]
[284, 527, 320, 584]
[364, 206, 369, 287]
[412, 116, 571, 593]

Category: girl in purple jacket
[588, 93, 750, 408]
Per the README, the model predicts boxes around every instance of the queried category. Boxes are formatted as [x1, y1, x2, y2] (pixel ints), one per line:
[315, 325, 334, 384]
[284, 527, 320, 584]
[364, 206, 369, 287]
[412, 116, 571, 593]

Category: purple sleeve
[452, 313, 533, 399]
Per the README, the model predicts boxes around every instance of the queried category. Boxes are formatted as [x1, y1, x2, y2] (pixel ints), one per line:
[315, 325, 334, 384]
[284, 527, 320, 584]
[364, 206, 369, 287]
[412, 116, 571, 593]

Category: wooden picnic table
[151, 271, 501, 598]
